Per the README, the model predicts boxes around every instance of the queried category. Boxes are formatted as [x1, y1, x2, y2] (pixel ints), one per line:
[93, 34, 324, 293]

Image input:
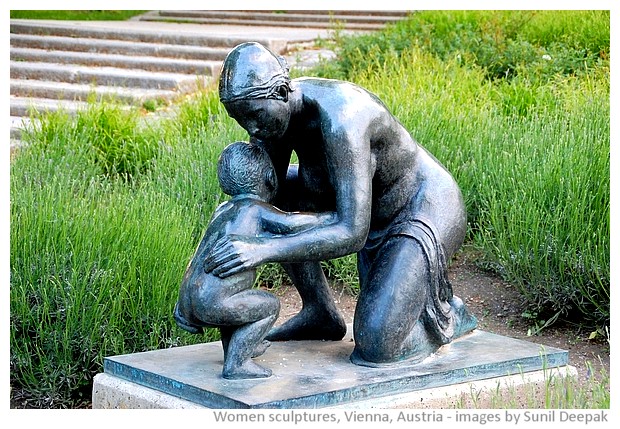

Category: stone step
[144, 16, 384, 31]
[11, 96, 94, 117]
[10, 47, 221, 76]
[10, 20, 287, 53]
[10, 116, 32, 139]
[10, 61, 210, 91]
[8, 13, 361, 151]
[267, 10, 411, 17]
[142, 16, 386, 31]
[10, 116, 41, 155]
[144, 10, 408, 30]
[10, 79, 180, 105]
[10, 34, 231, 61]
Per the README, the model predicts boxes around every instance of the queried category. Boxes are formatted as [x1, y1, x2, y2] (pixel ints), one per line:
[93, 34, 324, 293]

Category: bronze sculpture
[200, 41, 477, 368]
[175, 141, 335, 378]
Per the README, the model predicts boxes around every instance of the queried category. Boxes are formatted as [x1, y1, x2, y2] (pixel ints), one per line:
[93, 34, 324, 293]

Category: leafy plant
[74, 103, 161, 180]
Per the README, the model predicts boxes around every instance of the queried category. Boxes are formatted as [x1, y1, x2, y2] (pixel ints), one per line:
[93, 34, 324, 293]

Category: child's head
[217, 141, 278, 200]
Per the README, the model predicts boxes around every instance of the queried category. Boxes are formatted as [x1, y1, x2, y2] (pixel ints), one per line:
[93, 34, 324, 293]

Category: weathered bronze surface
[181, 41, 478, 374]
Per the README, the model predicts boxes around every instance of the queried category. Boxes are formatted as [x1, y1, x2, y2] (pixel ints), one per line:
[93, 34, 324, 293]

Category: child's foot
[223, 360, 272, 379]
[251, 340, 271, 358]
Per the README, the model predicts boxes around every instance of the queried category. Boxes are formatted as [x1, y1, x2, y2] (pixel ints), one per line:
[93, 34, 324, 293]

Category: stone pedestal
[93, 328, 570, 409]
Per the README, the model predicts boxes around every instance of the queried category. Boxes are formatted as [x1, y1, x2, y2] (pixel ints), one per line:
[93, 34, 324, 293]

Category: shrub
[317, 10, 609, 84]
[76, 103, 161, 180]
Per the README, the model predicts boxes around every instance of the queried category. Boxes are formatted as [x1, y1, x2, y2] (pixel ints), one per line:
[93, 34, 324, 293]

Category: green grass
[10, 97, 242, 407]
[10, 10, 609, 408]
[455, 363, 610, 409]
[10, 10, 147, 21]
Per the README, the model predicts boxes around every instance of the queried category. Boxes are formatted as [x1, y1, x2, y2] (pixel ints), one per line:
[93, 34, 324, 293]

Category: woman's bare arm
[258, 204, 337, 235]
[204, 124, 373, 277]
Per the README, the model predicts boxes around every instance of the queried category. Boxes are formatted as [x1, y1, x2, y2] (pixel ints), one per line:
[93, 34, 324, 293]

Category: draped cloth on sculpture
[360, 212, 456, 346]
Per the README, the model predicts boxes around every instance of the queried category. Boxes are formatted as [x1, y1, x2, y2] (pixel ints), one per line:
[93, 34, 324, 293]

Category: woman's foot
[266, 306, 347, 341]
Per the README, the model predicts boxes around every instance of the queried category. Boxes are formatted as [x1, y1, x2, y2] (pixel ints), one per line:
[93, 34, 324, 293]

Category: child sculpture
[174, 141, 335, 379]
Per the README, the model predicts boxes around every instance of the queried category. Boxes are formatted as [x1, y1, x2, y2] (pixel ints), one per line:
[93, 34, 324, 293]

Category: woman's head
[219, 43, 293, 140]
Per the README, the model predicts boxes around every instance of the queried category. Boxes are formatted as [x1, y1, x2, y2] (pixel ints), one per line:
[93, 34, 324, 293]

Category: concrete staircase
[137, 10, 410, 31]
[9, 11, 411, 151]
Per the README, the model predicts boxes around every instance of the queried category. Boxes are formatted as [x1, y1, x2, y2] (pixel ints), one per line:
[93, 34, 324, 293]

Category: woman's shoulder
[296, 77, 386, 115]
[293, 77, 367, 96]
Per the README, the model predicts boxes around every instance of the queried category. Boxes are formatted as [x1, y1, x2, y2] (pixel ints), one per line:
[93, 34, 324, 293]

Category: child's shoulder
[213, 197, 267, 221]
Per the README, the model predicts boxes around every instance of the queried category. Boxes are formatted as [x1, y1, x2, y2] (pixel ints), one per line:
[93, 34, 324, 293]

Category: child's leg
[173, 302, 204, 334]
[219, 326, 234, 362]
[221, 290, 280, 379]
[222, 314, 277, 379]
[220, 326, 270, 360]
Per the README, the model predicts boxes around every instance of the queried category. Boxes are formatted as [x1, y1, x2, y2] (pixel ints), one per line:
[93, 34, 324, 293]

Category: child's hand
[320, 211, 338, 224]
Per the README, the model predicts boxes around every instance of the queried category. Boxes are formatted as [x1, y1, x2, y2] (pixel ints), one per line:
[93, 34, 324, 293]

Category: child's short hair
[217, 141, 277, 197]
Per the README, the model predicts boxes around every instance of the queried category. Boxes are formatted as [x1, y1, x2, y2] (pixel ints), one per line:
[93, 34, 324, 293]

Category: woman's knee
[353, 303, 419, 363]
[353, 319, 404, 363]
[352, 238, 429, 362]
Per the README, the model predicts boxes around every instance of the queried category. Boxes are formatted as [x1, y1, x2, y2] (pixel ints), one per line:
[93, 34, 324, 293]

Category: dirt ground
[272, 250, 610, 387]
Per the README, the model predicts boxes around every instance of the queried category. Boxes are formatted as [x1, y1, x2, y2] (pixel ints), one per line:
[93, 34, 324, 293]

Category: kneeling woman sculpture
[203, 42, 478, 367]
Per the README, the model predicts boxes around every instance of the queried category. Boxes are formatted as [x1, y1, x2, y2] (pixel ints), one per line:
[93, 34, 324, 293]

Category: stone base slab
[93, 328, 569, 409]
[93, 365, 576, 409]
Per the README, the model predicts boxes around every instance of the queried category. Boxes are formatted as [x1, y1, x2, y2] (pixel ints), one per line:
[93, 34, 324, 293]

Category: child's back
[176, 198, 267, 330]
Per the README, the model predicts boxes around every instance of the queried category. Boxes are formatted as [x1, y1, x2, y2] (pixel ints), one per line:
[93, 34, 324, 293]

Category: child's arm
[257, 203, 337, 235]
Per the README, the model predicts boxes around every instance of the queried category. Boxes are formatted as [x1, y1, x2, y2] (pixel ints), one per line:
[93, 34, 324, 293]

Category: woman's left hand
[203, 234, 268, 278]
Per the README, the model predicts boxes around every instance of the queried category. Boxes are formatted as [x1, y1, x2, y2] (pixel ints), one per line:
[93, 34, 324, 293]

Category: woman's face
[224, 98, 290, 141]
